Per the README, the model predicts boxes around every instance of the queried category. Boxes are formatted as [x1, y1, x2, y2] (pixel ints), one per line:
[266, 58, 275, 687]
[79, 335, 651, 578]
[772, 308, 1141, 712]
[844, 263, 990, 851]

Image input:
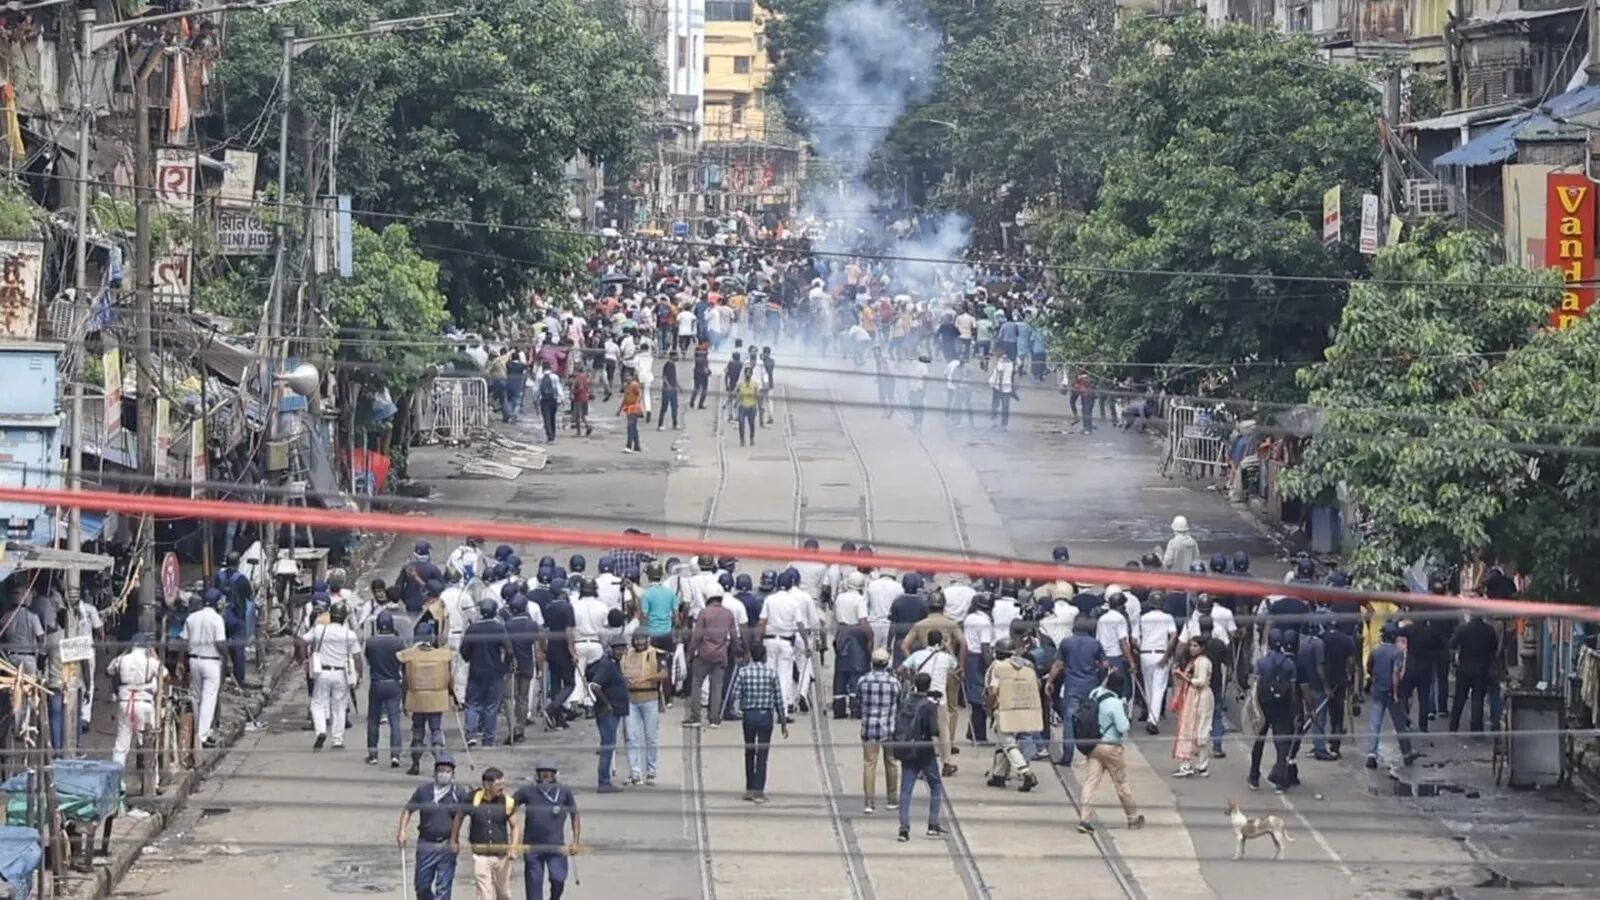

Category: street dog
[1227, 800, 1293, 860]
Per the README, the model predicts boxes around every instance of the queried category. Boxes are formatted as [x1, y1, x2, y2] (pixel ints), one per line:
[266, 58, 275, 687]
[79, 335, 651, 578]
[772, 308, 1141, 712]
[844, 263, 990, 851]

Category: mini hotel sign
[1546, 173, 1596, 329]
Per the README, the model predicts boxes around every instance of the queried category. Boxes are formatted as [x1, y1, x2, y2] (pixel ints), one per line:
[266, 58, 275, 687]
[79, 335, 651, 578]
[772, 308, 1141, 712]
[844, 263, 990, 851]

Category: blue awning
[1434, 83, 1600, 168]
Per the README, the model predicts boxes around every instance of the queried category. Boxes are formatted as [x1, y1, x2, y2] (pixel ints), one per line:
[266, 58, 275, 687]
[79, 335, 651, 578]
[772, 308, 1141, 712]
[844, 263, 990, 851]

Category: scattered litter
[126, 808, 153, 820]
[460, 459, 522, 480]
[498, 448, 548, 470]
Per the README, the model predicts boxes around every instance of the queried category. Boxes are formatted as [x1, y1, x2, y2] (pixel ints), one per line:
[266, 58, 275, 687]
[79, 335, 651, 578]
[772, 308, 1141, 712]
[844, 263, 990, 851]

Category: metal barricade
[1164, 402, 1226, 481]
[415, 377, 490, 444]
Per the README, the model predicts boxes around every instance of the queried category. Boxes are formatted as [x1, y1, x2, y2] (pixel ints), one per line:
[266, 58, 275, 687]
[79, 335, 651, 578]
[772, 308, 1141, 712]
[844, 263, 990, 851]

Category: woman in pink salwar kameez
[1173, 636, 1214, 777]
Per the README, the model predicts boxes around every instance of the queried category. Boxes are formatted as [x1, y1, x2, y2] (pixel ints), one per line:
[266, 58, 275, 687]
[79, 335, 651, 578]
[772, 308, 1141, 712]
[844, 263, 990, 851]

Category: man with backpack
[213, 552, 256, 690]
[1074, 669, 1144, 835]
[534, 361, 565, 444]
[1247, 628, 1300, 793]
[893, 672, 948, 841]
[449, 767, 517, 900]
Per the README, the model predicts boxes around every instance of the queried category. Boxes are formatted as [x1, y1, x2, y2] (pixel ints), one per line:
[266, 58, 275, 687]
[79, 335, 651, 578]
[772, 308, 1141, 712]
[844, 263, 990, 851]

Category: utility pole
[1381, 67, 1402, 226]
[1588, 0, 1600, 82]
[66, 8, 92, 612]
[134, 56, 157, 637]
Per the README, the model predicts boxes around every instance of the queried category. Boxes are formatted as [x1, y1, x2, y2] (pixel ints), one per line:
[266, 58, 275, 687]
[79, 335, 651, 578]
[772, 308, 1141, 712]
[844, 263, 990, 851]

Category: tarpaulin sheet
[1, 760, 124, 824]
[0, 825, 41, 900]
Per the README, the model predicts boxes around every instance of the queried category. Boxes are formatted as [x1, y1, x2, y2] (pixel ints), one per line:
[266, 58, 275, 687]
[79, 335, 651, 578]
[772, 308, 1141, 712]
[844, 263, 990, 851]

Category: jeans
[1248, 701, 1295, 787]
[410, 712, 444, 766]
[990, 389, 1011, 428]
[658, 388, 679, 429]
[464, 676, 505, 746]
[228, 634, 250, 689]
[1082, 393, 1096, 432]
[508, 672, 533, 732]
[627, 700, 661, 778]
[523, 851, 569, 900]
[738, 406, 757, 443]
[47, 690, 65, 751]
[688, 659, 727, 724]
[502, 390, 524, 423]
[692, 372, 709, 408]
[545, 658, 575, 724]
[597, 713, 621, 786]
[964, 653, 988, 743]
[1366, 693, 1415, 759]
[415, 841, 457, 900]
[1210, 688, 1227, 753]
[1058, 685, 1091, 764]
[897, 756, 944, 831]
[625, 413, 641, 451]
[539, 398, 559, 442]
[367, 680, 403, 755]
[742, 709, 774, 792]
[1108, 657, 1132, 701]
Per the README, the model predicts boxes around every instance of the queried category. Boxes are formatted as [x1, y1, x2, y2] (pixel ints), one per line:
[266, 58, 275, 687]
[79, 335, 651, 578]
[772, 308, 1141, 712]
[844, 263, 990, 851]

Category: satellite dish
[275, 363, 320, 398]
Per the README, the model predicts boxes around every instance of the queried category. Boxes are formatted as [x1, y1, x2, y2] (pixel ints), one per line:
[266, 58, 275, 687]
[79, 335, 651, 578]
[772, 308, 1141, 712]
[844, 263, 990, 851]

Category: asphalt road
[112, 351, 1591, 899]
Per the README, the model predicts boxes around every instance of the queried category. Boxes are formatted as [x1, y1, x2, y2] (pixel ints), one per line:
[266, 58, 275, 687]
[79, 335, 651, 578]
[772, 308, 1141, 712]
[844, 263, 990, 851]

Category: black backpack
[1257, 655, 1294, 707]
[539, 373, 559, 401]
[1073, 689, 1111, 757]
[890, 695, 926, 762]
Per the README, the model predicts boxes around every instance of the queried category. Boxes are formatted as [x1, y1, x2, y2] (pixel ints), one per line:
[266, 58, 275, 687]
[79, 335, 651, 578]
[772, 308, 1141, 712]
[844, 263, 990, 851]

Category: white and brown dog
[1227, 800, 1293, 860]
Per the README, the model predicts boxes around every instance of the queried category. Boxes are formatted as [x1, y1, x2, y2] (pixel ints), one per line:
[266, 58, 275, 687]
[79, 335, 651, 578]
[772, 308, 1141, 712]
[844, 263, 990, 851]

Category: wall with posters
[0, 240, 42, 340]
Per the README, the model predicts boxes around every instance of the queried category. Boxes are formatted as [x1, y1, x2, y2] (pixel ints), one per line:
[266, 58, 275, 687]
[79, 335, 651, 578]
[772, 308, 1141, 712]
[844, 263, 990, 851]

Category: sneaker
[313, 734, 327, 751]
[1145, 723, 1159, 735]
[1273, 784, 1287, 795]
[1213, 749, 1227, 759]
[898, 829, 910, 842]
[682, 720, 702, 728]
[863, 804, 875, 814]
[391, 756, 401, 769]
[646, 774, 657, 786]
[886, 802, 899, 811]
[926, 825, 947, 839]
[629, 774, 642, 786]
[1127, 815, 1146, 830]
[1247, 776, 1260, 791]
[1314, 752, 1338, 762]
[465, 737, 480, 749]
[331, 743, 346, 751]
[1365, 756, 1379, 769]
[709, 722, 721, 729]
[754, 793, 768, 804]
[1172, 766, 1193, 778]
[742, 791, 755, 802]
[365, 754, 378, 765]
[1076, 821, 1095, 835]
[941, 763, 958, 777]
[1019, 773, 1039, 793]
[1403, 752, 1423, 766]
[407, 762, 421, 776]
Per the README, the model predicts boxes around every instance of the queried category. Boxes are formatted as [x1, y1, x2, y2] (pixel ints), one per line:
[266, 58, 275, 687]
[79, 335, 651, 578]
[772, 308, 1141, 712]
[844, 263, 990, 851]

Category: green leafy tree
[324, 223, 449, 397]
[217, 0, 657, 316]
[1280, 230, 1600, 600]
[1049, 17, 1378, 399]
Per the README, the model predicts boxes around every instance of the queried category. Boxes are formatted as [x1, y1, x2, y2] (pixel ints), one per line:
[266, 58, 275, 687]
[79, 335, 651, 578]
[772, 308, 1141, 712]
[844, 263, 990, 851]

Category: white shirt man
[686, 568, 723, 622]
[902, 643, 958, 708]
[1096, 606, 1131, 662]
[789, 560, 829, 604]
[107, 640, 164, 766]
[954, 311, 975, 341]
[445, 543, 483, 582]
[440, 582, 473, 707]
[833, 576, 868, 631]
[71, 599, 105, 717]
[963, 608, 996, 661]
[301, 615, 362, 748]
[864, 574, 901, 650]
[992, 595, 1021, 635]
[941, 581, 975, 621]
[758, 586, 808, 711]
[1039, 603, 1075, 646]
[595, 571, 624, 613]
[1180, 600, 1237, 646]
[676, 308, 698, 340]
[571, 593, 612, 681]
[181, 602, 228, 747]
[1137, 606, 1178, 727]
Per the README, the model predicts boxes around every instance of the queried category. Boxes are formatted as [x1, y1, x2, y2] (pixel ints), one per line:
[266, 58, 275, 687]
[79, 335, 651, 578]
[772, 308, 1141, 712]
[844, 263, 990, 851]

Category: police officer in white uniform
[865, 570, 900, 651]
[941, 575, 975, 622]
[303, 603, 363, 749]
[834, 571, 869, 632]
[788, 539, 829, 607]
[107, 633, 164, 766]
[757, 570, 808, 713]
[570, 579, 611, 703]
[181, 589, 229, 748]
[687, 556, 722, 623]
[594, 558, 624, 613]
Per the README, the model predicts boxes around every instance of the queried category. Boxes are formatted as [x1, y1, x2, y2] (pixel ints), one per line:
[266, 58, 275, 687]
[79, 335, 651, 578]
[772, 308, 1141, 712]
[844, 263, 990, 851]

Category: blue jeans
[658, 388, 678, 429]
[597, 713, 621, 786]
[414, 841, 457, 900]
[503, 390, 524, 423]
[1108, 657, 1132, 701]
[47, 691, 65, 751]
[627, 700, 661, 778]
[625, 413, 641, 451]
[523, 851, 569, 900]
[743, 709, 774, 792]
[1058, 683, 1093, 764]
[367, 680, 403, 755]
[897, 757, 944, 831]
[964, 654, 988, 743]
[1210, 688, 1226, 753]
[411, 712, 444, 765]
[465, 676, 505, 746]
[1366, 693, 1415, 759]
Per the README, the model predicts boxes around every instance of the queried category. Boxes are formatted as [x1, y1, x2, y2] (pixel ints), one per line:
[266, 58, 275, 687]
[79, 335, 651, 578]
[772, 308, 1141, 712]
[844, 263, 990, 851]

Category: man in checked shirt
[606, 529, 656, 584]
[857, 647, 902, 814]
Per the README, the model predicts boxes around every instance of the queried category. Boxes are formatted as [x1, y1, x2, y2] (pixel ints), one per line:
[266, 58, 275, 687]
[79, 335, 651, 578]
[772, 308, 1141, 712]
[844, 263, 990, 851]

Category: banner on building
[102, 347, 122, 438]
[1388, 215, 1404, 246]
[155, 148, 197, 213]
[1545, 172, 1596, 330]
[219, 149, 258, 207]
[1359, 193, 1380, 254]
[153, 397, 171, 480]
[216, 207, 272, 255]
[1322, 186, 1341, 246]
[154, 247, 192, 306]
[190, 416, 207, 499]
[0, 239, 42, 339]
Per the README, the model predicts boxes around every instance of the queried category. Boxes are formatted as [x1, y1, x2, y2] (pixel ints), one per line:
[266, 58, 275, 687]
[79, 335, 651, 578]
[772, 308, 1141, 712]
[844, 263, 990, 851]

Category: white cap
[1171, 515, 1190, 533]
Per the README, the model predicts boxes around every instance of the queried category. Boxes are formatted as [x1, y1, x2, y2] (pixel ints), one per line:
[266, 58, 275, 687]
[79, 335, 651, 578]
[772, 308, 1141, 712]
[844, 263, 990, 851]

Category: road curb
[59, 530, 398, 900]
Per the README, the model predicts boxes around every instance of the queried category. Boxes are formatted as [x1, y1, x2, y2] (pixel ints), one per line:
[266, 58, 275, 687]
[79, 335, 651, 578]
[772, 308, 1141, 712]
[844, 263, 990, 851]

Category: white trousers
[111, 695, 154, 766]
[764, 636, 797, 711]
[1141, 651, 1171, 724]
[189, 657, 222, 743]
[571, 641, 604, 708]
[310, 670, 349, 742]
[869, 621, 889, 652]
[448, 631, 468, 707]
[81, 653, 96, 724]
[794, 644, 815, 702]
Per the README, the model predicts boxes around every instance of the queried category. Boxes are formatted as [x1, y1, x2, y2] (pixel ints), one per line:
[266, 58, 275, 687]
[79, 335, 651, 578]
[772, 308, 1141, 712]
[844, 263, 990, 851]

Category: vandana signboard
[1546, 172, 1595, 330]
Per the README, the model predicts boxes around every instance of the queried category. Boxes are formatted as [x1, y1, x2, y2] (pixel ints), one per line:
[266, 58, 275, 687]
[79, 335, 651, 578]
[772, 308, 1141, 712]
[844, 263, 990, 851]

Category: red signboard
[1546, 173, 1596, 329]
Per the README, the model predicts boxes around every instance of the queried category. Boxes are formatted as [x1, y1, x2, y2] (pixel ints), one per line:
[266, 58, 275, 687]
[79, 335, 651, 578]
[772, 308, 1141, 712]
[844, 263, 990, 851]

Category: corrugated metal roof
[1434, 83, 1600, 167]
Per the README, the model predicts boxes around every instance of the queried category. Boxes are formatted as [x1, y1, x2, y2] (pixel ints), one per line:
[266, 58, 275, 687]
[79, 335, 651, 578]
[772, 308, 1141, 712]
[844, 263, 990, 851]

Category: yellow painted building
[703, 0, 771, 142]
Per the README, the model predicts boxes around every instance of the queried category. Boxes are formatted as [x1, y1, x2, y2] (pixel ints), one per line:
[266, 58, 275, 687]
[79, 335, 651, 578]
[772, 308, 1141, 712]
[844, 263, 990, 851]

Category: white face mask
[434, 772, 453, 788]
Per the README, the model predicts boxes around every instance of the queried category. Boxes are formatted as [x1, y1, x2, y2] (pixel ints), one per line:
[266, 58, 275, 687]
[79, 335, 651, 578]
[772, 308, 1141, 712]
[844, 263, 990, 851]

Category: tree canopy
[217, 0, 656, 318]
[1280, 230, 1600, 600]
